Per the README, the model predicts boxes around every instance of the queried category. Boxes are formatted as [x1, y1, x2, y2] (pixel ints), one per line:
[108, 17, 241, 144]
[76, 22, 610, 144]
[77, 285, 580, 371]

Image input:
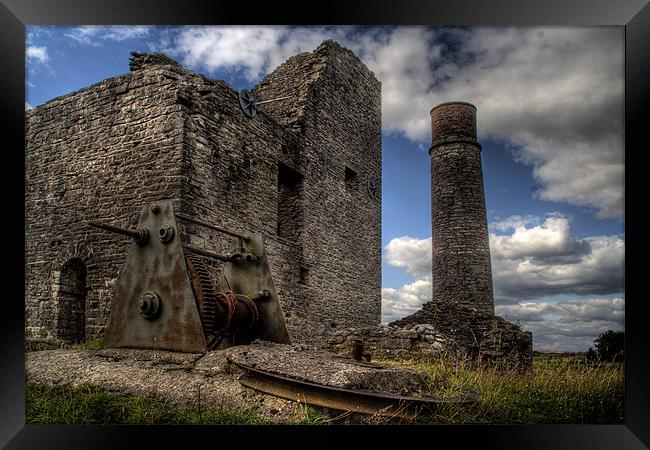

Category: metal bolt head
[158, 226, 175, 243]
[139, 291, 161, 320]
[150, 204, 161, 214]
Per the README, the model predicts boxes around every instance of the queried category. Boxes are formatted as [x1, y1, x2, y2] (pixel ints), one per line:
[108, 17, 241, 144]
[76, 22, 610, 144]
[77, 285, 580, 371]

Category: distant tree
[594, 330, 624, 362]
[585, 347, 598, 362]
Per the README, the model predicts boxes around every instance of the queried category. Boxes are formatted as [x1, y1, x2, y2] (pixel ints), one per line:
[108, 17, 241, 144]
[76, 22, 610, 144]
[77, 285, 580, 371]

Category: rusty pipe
[182, 244, 234, 262]
[88, 220, 149, 245]
[351, 339, 364, 362]
[175, 213, 250, 241]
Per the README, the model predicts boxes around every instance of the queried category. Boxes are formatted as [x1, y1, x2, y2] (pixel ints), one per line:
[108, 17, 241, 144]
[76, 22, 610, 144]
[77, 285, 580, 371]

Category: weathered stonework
[391, 303, 532, 371]
[388, 102, 532, 371]
[25, 40, 382, 346]
[326, 324, 448, 356]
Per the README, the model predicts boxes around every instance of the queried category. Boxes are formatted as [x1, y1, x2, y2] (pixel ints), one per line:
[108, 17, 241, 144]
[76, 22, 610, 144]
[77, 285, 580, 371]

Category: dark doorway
[277, 161, 304, 241]
[55, 258, 87, 344]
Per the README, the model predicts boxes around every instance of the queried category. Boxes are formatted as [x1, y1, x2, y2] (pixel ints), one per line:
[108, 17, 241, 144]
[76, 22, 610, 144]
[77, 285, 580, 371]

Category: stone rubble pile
[326, 324, 449, 356]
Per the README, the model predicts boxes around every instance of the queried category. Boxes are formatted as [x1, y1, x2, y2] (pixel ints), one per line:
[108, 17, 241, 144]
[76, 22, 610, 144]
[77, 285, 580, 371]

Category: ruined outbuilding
[25, 41, 382, 347]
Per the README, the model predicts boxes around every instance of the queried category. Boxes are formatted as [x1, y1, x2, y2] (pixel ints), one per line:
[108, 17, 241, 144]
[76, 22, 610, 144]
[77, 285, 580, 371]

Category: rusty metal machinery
[89, 200, 290, 353]
[229, 358, 481, 420]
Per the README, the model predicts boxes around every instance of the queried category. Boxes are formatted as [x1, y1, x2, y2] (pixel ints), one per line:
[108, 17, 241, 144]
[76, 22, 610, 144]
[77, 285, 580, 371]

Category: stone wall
[25, 60, 187, 342]
[390, 302, 533, 371]
[253, 41, 383, 340]
[327, 311, 532, 372]
[327, 324, 449, 357]
[25, 41, 382, 346]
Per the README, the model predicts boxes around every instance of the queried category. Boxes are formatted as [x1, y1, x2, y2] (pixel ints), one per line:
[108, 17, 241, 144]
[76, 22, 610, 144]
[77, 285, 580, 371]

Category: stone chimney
[429, 101, 494, 317]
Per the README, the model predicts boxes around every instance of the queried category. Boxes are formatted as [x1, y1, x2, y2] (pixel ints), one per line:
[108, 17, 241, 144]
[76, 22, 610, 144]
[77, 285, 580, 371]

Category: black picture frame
[2, 0, 648, 448]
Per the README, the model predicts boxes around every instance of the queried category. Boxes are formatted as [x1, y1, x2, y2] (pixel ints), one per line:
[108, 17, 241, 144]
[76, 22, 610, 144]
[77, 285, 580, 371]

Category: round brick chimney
[430, 101, 478, 149]
[428, 101, 494, 316]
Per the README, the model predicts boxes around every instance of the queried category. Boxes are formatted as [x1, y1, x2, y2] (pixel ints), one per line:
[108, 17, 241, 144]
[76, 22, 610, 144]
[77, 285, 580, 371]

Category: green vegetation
[70, 339, 104, 350]
[587, 330, 625, 363]
[26, 353, 623, 425]
[26, 383, 271, 425]
[375, 352, 624, 424]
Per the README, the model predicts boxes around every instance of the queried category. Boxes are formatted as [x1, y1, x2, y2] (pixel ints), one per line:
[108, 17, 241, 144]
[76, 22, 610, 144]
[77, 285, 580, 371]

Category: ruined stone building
[25, 38, 530, 369]
[25, 40, 382, 346]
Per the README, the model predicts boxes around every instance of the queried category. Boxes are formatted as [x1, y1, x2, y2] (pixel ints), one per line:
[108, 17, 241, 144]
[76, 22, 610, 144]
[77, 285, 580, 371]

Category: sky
[26, 26, 625, 352]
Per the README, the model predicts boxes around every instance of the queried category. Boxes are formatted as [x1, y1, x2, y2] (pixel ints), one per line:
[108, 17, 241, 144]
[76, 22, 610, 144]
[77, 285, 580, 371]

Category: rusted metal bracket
[229, 358, 480, 420]
[176, 213, 250, 242]
[89, 200, 290, 353]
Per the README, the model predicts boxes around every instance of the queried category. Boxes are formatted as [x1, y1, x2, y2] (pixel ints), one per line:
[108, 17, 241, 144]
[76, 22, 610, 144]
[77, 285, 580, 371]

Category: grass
[70, 339, 104, 350]
[26, 354, 623, 425]
[26, 383, 271, 425]
[375, 352, 624, 424]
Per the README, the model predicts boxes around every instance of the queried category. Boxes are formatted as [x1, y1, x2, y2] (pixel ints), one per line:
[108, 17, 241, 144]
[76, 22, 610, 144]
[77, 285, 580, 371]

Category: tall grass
[26, 383, 271, 425]
[376, 353, 624, 424]
[26, 354, 623, 425]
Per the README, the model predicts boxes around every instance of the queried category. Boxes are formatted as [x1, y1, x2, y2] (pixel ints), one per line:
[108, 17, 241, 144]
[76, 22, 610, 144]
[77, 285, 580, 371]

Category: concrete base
[26, 341, 433, 423]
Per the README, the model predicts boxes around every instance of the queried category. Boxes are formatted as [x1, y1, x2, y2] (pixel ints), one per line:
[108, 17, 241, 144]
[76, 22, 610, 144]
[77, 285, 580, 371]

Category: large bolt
[139, 291, 162, 320]
[134, 228, 149, 246]
[158, 226, 175, 244]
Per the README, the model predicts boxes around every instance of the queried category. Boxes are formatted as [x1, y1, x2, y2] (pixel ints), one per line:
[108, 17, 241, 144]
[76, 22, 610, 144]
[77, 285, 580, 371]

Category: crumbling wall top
[252, 40, 380, 134]
[129, 51, 184, 72]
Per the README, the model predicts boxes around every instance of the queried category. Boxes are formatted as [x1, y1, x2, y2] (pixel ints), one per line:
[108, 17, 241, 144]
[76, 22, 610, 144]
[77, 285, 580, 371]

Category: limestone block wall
[168, 61, 308, 342]
[254, 41, 383, 340]
[25, 60, 188, 343]
[25, 41, 383, 347]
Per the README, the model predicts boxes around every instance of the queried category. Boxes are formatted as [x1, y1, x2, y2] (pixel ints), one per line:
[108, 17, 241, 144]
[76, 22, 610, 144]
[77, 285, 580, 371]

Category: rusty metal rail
[182, 243, 233, 262]
[88, 220, 149, 245]
[175, 213, 250, 241]
[228, 358, 481, 420]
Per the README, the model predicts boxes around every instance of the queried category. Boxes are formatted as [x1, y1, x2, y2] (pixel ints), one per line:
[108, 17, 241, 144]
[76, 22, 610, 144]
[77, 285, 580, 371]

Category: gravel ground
[26, 347, 302, 423]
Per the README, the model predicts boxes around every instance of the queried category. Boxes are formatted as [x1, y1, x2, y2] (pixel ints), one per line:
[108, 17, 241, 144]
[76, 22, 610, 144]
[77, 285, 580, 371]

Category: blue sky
[26, 26, 625, 351]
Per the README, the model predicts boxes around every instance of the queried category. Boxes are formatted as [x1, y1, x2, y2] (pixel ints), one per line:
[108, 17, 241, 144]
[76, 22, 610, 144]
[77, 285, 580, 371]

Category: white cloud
[160, 26, 347, 82]
[490, 217, 624, 303]
[25, 102, 33, 111]
[26, 46, 48, 64]
[383, 235, 432, 279]
[381, 279, 432, 324]
[160, 26, 623, 220]
[489, 214, 542, 233]
[63, 26, 152, 46]
[490, 216, 591, 262]
[496, 298, 624, 351]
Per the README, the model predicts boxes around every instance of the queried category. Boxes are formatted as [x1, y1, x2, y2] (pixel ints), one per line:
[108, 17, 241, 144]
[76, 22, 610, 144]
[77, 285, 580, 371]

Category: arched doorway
[55, 258, 87, 344]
